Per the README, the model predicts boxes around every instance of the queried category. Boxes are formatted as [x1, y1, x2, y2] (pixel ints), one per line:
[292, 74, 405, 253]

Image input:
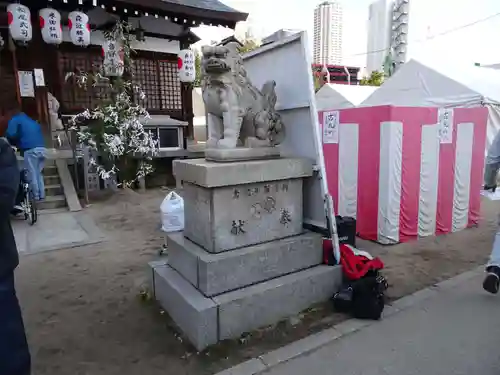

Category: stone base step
[167, 231, 323, 297]
[43, 165, 58, 177]
[44, 175, 61, 186]
[150, 261, 342, 351]
[45, 184, 64, 197]
[37, 195, 67, 210]
[44, 158, 56, 167]
[38, 207, 69, 215]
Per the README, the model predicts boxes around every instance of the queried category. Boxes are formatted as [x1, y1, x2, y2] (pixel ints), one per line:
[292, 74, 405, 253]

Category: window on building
[58, 47, 112, 112]
[58, 47, 182, 116]
[147, 126, 183, 150]
[131, 54, 182, 114]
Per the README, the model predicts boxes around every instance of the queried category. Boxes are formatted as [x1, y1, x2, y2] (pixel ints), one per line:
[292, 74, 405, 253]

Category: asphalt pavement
[262, 267, 500, 375]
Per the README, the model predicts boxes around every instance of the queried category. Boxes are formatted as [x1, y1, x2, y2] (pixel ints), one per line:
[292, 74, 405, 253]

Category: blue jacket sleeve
[0, 138, 19, 216]
[5, 117, 18, 145]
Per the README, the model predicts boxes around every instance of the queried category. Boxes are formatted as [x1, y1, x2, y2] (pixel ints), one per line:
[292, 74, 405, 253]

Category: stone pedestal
[150, 157, 342, 351]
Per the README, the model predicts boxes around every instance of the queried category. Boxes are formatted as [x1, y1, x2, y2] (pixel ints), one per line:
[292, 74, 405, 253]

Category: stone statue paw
[245, 137, 271, 148]
[217, 138, 238, 149]
[206, 138, 219, 149]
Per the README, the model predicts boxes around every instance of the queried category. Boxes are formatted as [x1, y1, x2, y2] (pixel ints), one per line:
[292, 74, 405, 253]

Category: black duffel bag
[333, 270, 388, 320]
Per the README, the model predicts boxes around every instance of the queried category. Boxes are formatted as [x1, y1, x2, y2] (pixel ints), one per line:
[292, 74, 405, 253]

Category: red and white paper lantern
[177, 49, 195, 83]
[7, 4, 32, 44]
[68, 11, 90, 47]
[39, 8, 62, 45]
[102, 39, 124, 77]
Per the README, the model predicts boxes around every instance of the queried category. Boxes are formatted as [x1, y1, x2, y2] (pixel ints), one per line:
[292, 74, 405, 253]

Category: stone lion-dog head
[201, 42, 246, 84]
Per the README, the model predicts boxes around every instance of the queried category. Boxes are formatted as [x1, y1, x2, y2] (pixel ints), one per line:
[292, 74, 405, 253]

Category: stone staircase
[41, 160, 68, 211]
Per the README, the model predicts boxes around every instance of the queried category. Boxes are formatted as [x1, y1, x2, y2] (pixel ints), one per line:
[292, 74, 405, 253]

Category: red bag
[323, 240, 384, 280]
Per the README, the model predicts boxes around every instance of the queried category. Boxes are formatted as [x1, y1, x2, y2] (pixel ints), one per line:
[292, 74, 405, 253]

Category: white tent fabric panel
[377, 121, 403, 245]
[316, 84, 377, 111]
[418, 124, 440, 238]
[452, 122, 475, 232]
[338, 123, 359, 219]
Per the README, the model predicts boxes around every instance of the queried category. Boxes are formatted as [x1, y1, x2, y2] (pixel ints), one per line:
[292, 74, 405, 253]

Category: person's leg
[484, 162, 500, 191]
[484, 220, 500, 293]
[23, 150, 40, 200]
[0, 272, 31, 375]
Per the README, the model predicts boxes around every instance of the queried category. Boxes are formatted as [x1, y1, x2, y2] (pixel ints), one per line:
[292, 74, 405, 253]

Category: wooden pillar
[180, 33, 194, 140]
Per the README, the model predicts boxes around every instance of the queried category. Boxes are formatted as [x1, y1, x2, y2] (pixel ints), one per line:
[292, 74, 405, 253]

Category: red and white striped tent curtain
[319, 105, 488, 244]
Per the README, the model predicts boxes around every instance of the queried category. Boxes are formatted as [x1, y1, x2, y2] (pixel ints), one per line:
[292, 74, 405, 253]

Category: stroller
[11, 169, 38, 225]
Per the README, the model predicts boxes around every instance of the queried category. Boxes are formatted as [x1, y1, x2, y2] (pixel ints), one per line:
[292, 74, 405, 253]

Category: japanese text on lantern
[178, 49, 195, 82]
[74, 14, 85, 44]
[103, 40, 123, 76]
[17, 6, 29, 39]
[106, 42, 117, 62]
[184, 52, 194, 72]
[323, 110, 339, 144]
[49, 12, 57, 38]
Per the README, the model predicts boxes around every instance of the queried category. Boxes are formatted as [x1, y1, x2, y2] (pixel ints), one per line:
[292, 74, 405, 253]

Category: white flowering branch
[67, 20, 158, 187]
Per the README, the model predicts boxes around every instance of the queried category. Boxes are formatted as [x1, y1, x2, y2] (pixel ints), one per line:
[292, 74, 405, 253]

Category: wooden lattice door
[57, 47, 111, 113]
[131, 53, 182, 117]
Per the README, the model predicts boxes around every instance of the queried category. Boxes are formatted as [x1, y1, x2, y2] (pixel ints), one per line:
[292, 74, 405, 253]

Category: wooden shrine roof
[115, 0, 248, 27]
[18, 0, 248, 28]
[218, 35, 243, 47]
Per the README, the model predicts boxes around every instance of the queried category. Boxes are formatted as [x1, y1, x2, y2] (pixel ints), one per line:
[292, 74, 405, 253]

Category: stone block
[167, 231, 324, 296]
[148, 259, 168, 298]
[173, 158, 313, 188]
[205, 147, 281, 162]
[152, 264, 218, 351]
[213, 265, 342, 340]
[167, 235, 199, 287]
[184, 178, 304, 252]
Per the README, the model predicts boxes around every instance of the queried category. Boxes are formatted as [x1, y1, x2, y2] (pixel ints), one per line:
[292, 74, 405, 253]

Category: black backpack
[333, 270, 388, 320]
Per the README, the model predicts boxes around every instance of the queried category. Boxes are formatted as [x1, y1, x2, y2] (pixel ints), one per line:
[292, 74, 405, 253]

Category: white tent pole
[344, 66, 351, 85]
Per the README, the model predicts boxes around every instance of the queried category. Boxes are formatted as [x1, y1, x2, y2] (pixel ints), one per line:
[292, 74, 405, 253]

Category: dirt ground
[15, 189, 500, 375]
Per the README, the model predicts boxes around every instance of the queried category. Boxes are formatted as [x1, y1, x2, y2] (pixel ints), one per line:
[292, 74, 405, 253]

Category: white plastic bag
[160, 191, 184, 232]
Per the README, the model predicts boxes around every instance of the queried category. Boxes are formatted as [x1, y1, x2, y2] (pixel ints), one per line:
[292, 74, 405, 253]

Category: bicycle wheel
[23, 194, 30, 221]
[28, 192, 37, 225]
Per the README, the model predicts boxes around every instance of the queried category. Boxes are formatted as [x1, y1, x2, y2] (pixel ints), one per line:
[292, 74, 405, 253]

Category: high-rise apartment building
[390, 0, 410, 70]
[366, 0, 393, 74]
[313, 1, 343, 65]
[365, 0, 411, 74]
[365, 0, 415, 74]
[366, 0, 458, 74]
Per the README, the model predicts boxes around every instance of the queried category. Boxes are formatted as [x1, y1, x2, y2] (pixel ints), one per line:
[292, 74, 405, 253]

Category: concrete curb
[213, 266, 484, 375]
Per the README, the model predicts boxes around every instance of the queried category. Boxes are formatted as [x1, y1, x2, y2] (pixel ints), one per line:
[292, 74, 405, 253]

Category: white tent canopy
[315, 83, 377, 111]
[361, 59, 500, 153]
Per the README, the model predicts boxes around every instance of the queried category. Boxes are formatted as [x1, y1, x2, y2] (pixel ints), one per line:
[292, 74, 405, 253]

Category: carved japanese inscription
[229, 180, 295, 235]
[231, 220, 246, 235]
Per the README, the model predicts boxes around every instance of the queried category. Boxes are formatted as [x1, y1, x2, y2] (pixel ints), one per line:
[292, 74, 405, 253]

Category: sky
[192, 0, 500, 69]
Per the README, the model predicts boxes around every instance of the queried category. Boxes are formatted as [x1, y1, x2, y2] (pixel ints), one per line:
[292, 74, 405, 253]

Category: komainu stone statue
[201, 42, 285, 150]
